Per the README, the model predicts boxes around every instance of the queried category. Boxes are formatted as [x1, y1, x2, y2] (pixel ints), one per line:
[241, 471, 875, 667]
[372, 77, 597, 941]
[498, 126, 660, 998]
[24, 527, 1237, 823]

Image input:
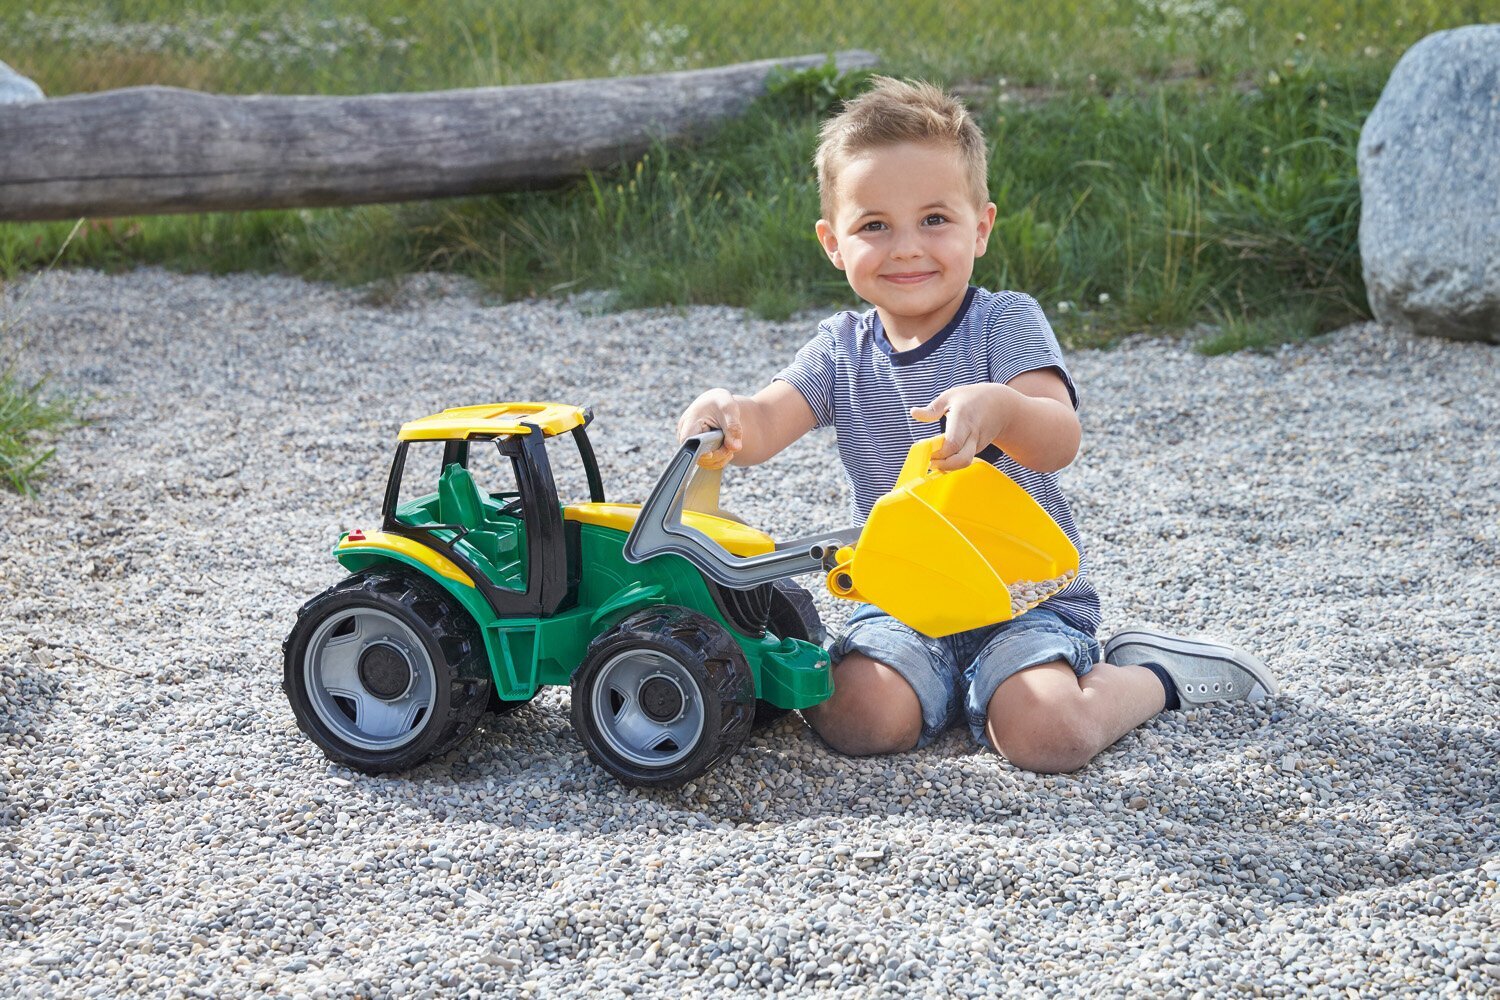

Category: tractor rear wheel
[283, 568, 491, 774]
[571, 606, 754, 788]
[753, 579, 826, 730]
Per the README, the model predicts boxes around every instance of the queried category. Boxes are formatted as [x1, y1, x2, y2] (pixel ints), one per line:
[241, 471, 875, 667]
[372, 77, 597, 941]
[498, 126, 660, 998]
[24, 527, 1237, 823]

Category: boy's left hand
[910, 383, 1010, 472]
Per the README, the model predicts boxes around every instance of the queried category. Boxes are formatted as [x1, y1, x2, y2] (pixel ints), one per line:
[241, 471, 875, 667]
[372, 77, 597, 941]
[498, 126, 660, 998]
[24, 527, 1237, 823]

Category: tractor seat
[437, 464, 523, 583]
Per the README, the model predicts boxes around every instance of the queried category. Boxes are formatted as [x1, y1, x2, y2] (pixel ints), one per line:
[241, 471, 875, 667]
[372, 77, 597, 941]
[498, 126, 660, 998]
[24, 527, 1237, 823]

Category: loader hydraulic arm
[622, 431, 858, 588]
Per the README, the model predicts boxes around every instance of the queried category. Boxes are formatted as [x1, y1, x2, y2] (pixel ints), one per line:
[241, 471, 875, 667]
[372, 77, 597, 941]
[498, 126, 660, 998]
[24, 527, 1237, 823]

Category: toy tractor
[283, 402, 844, 788]
[284, 401, 1081, 788]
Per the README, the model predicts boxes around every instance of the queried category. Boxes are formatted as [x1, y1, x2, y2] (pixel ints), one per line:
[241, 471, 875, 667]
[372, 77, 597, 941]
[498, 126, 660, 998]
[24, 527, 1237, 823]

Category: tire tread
[283, 568, 491, 774]
[571, 606, 754, 787]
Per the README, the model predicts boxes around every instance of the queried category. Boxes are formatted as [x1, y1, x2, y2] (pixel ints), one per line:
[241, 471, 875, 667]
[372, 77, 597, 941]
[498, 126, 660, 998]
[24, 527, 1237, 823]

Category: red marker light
[348, 529, 366, 542]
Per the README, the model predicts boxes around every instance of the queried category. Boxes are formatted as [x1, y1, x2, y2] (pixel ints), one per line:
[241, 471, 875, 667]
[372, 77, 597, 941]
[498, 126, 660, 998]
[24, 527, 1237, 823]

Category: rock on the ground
[1358, 25, 1500, 344]
[0, 59, 44, 104]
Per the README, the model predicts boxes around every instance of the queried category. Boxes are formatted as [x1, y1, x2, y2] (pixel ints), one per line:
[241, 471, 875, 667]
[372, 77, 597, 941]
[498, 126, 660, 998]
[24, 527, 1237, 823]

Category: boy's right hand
[676, 388, 744, 469]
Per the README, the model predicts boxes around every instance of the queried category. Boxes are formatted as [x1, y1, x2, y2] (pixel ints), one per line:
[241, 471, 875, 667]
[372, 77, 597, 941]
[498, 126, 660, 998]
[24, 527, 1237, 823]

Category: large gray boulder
[0, 59, 43, 104]
[1358, 25, 1500, 344]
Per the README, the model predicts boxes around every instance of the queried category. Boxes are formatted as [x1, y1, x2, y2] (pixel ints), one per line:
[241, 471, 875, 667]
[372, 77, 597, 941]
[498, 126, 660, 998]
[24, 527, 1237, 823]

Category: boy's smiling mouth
[882, 271, 938, 284]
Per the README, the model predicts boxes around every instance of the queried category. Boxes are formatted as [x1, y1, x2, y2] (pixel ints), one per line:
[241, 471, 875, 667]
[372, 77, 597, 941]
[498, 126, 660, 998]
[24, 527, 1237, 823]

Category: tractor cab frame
[379, 403, 603, 620]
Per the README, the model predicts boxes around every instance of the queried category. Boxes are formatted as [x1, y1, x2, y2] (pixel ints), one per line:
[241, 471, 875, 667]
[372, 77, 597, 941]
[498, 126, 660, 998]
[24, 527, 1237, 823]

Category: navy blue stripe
[875, 285, 978, 366]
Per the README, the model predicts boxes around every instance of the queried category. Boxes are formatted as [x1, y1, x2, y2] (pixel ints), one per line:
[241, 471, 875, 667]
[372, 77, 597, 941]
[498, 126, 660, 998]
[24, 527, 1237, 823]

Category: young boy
[676, 78, 1276, 773]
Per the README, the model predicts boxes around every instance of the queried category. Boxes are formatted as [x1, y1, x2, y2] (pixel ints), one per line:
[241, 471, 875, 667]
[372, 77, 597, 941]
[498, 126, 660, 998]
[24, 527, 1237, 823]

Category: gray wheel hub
[640, 674, 686, 722]
[359, 643, 416, 701]
[590, 650, 705, 768]
[303, 607, 437, 752]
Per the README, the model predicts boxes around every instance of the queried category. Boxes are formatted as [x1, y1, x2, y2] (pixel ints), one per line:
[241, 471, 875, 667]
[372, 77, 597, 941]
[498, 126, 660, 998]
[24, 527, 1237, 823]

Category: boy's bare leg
[803, 652, 923, 756]
[985, 661, 1165, 774]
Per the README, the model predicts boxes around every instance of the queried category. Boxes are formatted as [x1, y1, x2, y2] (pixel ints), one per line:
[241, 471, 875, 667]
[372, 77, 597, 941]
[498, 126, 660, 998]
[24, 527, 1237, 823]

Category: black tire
[753, 579, 826, 730]
[283, 568, 491, 774]
[570, 606, 754, 788]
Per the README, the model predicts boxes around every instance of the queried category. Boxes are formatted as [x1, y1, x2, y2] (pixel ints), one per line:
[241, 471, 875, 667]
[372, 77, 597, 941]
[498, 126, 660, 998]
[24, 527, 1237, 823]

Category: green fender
[333, 546, 503, 680]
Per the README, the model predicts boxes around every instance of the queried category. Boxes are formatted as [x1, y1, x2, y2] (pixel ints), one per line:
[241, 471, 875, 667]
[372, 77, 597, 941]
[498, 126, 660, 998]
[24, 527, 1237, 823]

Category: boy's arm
[910, 368, 1080, 473]
[677, 380, 818, 468]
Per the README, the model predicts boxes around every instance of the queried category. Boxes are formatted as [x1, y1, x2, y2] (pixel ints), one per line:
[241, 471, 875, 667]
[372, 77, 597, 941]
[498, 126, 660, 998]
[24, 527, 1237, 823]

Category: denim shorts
[828, 604, 1102, 749]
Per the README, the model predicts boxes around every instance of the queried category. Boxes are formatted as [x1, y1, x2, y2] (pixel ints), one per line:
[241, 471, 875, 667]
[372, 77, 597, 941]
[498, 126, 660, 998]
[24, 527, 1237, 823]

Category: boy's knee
[1001, 728, 1096, 774]
[804, 653, 922, 757]
[986, 689, 1099, 774]
[807, 704, 920, 756]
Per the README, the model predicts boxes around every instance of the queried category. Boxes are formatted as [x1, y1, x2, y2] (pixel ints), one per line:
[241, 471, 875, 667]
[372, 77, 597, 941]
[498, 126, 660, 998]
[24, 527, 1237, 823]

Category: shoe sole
[1103, 629, 1280, 698]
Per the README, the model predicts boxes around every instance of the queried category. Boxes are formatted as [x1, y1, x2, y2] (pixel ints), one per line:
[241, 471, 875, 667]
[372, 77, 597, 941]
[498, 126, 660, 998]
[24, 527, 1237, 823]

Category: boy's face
[816, 142, 996, 341]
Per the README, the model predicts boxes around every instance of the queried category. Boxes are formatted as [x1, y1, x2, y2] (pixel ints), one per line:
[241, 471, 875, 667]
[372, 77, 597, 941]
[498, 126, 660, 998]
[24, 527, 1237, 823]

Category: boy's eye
[860, 221, 888, 232]
[922, 214, 949, 226]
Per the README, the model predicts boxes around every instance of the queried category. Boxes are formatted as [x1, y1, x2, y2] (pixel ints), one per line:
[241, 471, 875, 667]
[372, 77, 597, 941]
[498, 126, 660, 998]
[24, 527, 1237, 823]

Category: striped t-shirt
[775, 286, 1100, 635]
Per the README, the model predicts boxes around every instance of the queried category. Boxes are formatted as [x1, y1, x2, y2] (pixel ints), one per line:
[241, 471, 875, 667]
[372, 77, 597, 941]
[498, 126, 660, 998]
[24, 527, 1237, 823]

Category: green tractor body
[333, 496, 831, 709]
[285, 403, 831, 787]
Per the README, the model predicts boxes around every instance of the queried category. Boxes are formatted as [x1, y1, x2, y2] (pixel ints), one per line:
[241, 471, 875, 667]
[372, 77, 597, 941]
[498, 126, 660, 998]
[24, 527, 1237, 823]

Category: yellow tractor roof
[399, 402, 589, 441]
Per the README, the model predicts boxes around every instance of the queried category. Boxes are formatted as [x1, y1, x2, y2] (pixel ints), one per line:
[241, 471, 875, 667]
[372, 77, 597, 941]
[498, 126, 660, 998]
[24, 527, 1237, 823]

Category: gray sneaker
[1103, 629, 1278, 705]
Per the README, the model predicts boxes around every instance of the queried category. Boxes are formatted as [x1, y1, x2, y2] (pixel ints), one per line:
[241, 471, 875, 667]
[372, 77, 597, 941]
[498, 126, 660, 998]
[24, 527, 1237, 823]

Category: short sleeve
[985, 293, 1078, 409]
[774, 323, 838, 429]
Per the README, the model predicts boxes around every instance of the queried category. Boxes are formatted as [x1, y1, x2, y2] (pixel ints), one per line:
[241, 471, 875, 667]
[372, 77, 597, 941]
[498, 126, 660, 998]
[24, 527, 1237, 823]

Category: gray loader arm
[622, 431, 859, 588]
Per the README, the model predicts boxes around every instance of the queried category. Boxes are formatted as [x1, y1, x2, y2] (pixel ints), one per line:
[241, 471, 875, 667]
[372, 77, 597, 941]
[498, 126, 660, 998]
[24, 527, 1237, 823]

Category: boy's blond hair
[815, 77, 989, 223]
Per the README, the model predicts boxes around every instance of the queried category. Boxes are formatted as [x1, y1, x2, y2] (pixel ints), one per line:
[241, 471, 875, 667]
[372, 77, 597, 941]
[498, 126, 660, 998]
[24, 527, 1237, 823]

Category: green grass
[978, 57, 1375, 345]
[0, 363, 76, 494]
[1, 223, 85, 494]
[0, 55, 1385, 344]
[0, 1, 1485, 357]
[4, 0, 1474, 95]
[1195, 300, 1327, 354]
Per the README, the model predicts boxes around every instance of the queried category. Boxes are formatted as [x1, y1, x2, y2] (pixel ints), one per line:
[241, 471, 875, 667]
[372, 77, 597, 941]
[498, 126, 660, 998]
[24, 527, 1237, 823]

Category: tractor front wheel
[571, 606, 754, 788]
[283, 568, 491, 774]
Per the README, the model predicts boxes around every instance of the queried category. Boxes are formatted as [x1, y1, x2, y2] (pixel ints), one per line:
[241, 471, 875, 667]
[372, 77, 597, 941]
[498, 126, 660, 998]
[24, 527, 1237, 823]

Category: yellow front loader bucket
[826, 436, 1079, 638]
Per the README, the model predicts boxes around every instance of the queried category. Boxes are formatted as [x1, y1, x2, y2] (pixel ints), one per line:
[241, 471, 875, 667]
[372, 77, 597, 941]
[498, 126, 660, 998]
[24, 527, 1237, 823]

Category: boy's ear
[815, 220, 845, 270]
[973, 202, 998, 257]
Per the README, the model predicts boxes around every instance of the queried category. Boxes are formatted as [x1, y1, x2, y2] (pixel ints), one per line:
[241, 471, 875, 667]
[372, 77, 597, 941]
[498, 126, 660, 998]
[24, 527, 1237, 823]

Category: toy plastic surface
[283, 401, 1077, 788]
[824, 434, 1080, 636]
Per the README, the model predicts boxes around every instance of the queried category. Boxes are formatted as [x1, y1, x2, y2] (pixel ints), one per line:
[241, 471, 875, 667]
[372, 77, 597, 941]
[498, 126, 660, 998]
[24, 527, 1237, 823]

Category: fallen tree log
[0, 51, 876, 221]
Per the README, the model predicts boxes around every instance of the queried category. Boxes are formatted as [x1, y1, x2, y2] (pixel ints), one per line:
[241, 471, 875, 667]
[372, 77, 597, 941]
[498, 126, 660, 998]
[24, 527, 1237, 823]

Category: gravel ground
[2, 269, 1497, 998]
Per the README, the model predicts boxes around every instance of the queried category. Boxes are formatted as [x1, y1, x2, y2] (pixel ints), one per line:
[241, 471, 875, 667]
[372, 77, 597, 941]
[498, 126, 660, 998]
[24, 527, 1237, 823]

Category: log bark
[0, 51, 876, 221]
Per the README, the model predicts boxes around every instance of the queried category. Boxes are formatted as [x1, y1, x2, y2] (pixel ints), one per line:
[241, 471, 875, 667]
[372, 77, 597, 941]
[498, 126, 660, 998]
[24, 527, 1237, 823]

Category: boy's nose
[891, 231, 923, 259]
